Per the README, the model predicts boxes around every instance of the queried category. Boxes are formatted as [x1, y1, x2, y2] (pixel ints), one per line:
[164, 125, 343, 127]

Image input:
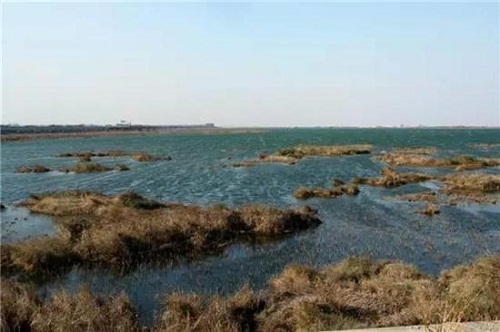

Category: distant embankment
[0, 124, 218, 142]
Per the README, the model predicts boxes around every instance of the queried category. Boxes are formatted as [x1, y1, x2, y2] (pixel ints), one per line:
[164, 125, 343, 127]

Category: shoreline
[0, 127, 268, 143]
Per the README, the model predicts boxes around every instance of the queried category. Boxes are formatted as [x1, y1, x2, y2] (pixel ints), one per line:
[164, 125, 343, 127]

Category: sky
[2, 2, 499, 127]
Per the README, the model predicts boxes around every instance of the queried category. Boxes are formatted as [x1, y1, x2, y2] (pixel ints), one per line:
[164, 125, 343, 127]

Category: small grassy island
[234, 144, 372, 167]
[1, 191, 321, 276]
[56, 150, 170, 162]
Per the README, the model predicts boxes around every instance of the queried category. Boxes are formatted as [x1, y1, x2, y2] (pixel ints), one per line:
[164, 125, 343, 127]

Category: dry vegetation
[294, 181, 360, 200]
[157, 255, 500, 332]
[353, 167, 434, 188]
[375, 152, 500, 171]
[131, 152, 170, 162]
[57, 150, 171, 162]
[59, 162, 130, 173]
[396, 173, 500, 207]
[0, 279, 139, 332]
[2, 255, 498, 331]
[1, 191, 321, 275]
[15, 165, 51, 173]
[234, 144, 372, 167]
[418, 203, 441, 216]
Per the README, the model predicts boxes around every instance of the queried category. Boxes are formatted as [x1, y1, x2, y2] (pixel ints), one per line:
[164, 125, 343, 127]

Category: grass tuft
[15, 165, 51, 173]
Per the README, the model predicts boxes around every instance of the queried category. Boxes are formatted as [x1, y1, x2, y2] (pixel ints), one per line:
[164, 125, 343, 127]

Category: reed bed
[3, 255, 498, 331]
[2, 191, 321, 275]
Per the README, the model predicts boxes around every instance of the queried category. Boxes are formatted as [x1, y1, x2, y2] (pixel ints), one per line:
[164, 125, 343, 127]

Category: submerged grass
[4, 191, 321, 275]
[2, 255, 499, 331]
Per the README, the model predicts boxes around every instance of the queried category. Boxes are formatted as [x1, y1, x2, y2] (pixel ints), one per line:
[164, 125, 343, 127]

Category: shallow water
[1, 128, 499, 324]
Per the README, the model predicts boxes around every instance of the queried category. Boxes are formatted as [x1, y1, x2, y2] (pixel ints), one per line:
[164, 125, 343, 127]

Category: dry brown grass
[57, 150, 171, 163]
[57, 151, 130, 158]
[375, 153, 500, 171]
[233, 155, 298, 167]
[6, 191, 321, 274]
[279, 144, 372, 158]
[59, 162, 130, 173]
[418, 203, 441, 216]
[30, 287, 140, 332]
[2, 256, 499, 331]
[1, 237, 76, 276]
[0, 280, 140, 332]
[154, 255, 500, 332]
[353, 167, 434, 188]
[441, 173, 500, 195]
[0, 278, 40, 331]
[294, 184, 359, 200]
[131, 152, 167, 162]
[60, 163, 114, 173]
[156, 285, 264, 332]
[234, 145, 372, 167]
[15, 165, 51, 173]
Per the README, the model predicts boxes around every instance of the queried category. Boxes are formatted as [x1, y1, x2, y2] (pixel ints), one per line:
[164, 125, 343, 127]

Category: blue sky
[2, 2, 499, 126]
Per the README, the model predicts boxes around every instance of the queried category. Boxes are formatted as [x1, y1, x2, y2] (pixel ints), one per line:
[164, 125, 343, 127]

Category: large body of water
[1, 128, 499, 324]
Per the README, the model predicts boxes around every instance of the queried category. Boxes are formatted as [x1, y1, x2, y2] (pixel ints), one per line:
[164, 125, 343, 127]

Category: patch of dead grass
[375, 153, 500, 171]
[15, 165, 51, 173]
[234, 144, 372, 167]
[2, 256, 499, 331]
[6, 191, 321, 274]
[353, 167, 434, 188]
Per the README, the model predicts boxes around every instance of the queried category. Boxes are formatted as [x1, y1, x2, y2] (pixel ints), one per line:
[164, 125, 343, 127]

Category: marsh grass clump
[57, 150, 129, 158]
[285, 144, 372, 157]
[234, 144, 372, 167]
[294, 184, 359, 200]
[15, 165, 51, 173]
[438, 256, 500, 322]
[131, 152, 169, 162]
[30, 287, 140, 332]
[0, 280, 140, 332]
[355, 167, 434, 188]
[60, 162, 113, 173]
[118, 192, 164, 209]
[2, 256, 499, 331]
[154, 255, 500, 331]
[376, 151, 500, 171]
[233, 155, 298, 167]
[157, 285, 264, 332]
[0, 278, 41, 331]
[56, 150, 170, 163]
[1, 237, 76, 276]
[60, 162, 130, 173]
[442, 173, 500, 194]
[6, 191, 321, 274]
[418, 203, 440, 216]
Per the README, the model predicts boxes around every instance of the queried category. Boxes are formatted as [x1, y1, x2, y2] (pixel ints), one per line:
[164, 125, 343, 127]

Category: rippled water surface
[1, 128, 499, 324]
